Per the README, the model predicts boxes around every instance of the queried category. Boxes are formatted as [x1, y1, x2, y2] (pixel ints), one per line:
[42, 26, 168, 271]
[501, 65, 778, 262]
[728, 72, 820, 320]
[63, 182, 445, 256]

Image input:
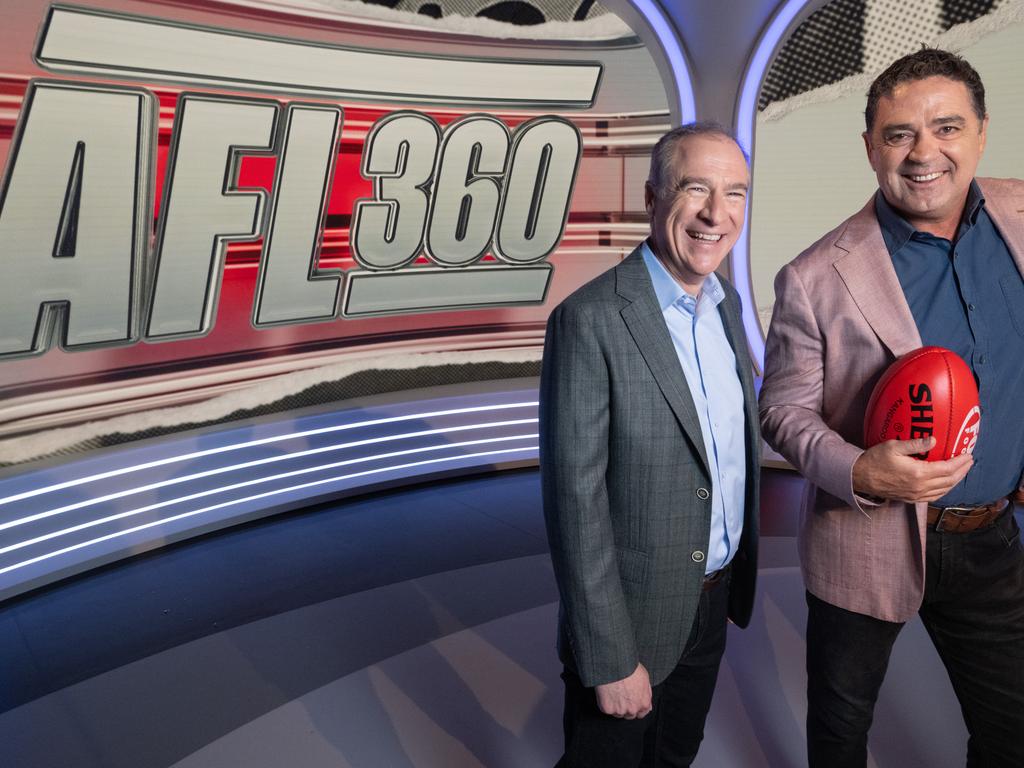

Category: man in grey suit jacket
[540, 123, 760, 767]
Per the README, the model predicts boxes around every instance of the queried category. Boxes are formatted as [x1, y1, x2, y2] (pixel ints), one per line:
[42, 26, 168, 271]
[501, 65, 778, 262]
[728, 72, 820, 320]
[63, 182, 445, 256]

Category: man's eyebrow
[881, 115, 968, 133]
[676, 175, 712, 187]
[880, 122, 915, 134]
[675, 176, 748, 191]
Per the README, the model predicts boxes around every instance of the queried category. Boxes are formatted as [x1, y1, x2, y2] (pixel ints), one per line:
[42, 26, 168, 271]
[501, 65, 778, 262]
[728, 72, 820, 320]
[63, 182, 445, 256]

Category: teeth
[910, 172, 943, 182]
[688, 231, 722, 241]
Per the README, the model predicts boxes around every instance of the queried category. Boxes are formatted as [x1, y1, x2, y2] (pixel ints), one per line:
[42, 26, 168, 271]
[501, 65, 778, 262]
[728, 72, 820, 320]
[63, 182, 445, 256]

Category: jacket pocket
[616, 546, 649, 585]
[1000, 274, 1024, 338]
[802, 490, 872, 590]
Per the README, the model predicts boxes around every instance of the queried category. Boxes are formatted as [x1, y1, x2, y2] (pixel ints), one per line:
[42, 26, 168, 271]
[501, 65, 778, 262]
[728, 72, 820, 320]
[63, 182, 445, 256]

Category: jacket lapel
[832, 197, 922, 357]
[615, 248, 710, 476]
[718, 290, 759, 458]
[979, 179, 1024, 279]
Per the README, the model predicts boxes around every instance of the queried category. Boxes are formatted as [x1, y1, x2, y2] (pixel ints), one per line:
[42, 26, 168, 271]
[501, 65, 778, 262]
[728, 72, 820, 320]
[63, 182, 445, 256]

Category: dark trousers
[556, 574, 729, 768]
[806, 505, 1024, 767]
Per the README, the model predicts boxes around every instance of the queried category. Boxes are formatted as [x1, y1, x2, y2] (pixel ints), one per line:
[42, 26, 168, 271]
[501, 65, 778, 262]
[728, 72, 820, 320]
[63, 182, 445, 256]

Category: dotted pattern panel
[760, 0, 1001, 110]
[941, 0, 998, 27]
[758, 0, 867, 111]
[863, 0, 943, 73]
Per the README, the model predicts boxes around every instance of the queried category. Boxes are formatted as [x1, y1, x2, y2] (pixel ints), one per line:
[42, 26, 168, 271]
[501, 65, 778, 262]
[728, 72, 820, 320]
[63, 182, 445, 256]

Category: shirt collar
[640, 240, 725, 313]
[875, 179, 986, 255]
[964, 179, 986, 226]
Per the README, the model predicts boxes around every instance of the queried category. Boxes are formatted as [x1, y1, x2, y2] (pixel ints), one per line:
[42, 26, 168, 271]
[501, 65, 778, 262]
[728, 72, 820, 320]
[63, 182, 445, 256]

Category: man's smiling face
[645, 133, 749, 295]
[864, 75, 987, 238]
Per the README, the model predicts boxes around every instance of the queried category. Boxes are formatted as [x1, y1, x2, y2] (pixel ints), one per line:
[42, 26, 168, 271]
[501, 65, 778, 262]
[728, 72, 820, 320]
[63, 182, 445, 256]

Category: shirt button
[696, 487, 710, 500]
[968, 303, 976, 311]
[691, 550, 705, 563]
[979, 354, 987, 364]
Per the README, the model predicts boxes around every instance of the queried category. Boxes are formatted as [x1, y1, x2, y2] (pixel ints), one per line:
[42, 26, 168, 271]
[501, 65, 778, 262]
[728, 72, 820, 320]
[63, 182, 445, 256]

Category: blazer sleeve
[539, 301, 639, 687]
[758, 262, 868, 511]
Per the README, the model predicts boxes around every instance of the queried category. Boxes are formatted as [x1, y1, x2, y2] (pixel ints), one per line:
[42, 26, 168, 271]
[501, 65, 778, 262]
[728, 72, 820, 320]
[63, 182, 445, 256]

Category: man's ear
[644, 182, 655, 216]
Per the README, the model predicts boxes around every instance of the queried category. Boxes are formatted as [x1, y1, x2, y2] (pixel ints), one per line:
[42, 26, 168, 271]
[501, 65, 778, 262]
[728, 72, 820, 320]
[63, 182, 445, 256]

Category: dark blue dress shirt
[877, 181, 1024, 506]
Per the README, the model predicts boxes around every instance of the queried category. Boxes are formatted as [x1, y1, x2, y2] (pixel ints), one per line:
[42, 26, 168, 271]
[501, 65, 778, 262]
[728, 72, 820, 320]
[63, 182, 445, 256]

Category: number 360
[351, 112, 582, 270]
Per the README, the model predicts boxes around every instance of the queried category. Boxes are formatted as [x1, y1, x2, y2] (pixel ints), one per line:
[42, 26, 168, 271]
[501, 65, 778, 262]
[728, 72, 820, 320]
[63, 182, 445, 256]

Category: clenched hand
[595, 663, 653, 719]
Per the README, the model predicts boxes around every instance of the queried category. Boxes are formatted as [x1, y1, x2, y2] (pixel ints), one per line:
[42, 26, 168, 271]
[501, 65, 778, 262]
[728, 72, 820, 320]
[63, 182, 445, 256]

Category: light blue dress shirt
[641, 242, 746, 573]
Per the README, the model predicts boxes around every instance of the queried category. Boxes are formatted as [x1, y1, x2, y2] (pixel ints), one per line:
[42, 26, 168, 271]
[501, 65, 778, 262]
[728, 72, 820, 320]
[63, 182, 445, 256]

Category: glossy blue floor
[0, 469, 976, 767]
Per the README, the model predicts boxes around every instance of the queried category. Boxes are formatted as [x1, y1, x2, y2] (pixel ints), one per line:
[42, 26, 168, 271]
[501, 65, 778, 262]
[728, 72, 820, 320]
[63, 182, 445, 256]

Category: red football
[864, 346, 980, 461]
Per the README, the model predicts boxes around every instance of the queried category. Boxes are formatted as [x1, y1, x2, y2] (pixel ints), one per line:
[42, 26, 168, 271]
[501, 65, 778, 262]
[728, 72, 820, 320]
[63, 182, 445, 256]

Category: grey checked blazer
[540, 245, 760, 688]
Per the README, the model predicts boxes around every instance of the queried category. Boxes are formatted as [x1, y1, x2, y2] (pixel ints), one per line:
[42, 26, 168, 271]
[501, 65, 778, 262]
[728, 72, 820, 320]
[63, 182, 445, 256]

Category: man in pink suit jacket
[760, 48, 1024, 767]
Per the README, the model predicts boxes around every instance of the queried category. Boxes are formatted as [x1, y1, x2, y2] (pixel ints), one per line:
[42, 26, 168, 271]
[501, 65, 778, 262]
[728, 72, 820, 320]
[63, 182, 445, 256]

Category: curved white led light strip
[0, 444, 538, 577]
[732, 0, 814, 369]
[0, 418, 537, 533]
[0, 433, 538, 557]
[0, 401, 538, 508]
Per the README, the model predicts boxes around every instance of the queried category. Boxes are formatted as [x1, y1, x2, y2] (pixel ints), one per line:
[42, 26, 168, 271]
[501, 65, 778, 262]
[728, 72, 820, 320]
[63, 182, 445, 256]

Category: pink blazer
[759, 178, 1024, 622]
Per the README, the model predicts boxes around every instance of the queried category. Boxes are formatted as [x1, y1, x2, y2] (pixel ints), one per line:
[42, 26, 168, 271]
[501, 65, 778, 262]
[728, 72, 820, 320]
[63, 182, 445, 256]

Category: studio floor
[0, 468, 978, 767]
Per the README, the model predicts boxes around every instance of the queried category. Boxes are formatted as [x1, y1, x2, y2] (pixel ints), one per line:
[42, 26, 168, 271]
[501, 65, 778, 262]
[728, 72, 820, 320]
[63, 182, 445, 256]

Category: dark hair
[647, 121, 747, 197]
[865, 47, 986, 132]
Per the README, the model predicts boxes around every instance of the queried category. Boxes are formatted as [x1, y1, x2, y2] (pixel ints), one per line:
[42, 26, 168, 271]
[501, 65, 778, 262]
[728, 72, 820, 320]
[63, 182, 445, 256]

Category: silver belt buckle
[934, 502, 1000, 532]
[933, 505, 973, 532]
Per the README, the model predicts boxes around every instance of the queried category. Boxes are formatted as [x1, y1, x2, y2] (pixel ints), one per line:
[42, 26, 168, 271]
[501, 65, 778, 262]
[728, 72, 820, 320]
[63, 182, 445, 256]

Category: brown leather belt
[702, 565, 729, 591]
[927, 496, 1010, 533]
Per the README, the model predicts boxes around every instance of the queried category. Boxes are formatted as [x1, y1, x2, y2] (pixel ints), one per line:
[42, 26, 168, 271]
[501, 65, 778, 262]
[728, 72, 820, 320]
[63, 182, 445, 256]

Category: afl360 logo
[0, 6, 597, 360]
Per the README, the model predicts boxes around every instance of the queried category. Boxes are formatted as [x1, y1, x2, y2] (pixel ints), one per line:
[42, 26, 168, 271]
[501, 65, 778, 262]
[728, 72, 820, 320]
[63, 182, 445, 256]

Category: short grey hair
[646, 122, 747, 198]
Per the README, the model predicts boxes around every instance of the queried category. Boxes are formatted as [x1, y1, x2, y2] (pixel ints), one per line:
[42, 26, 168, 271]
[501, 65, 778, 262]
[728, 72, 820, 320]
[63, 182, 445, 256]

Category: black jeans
[556, 573, 730, 768]
[806, 505, 1024, 767]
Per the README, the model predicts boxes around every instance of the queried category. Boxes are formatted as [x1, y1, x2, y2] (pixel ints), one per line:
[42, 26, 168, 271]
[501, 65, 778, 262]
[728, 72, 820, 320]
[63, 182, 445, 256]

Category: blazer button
[696, 487, 710, 500]
[691, 550, 705, 563]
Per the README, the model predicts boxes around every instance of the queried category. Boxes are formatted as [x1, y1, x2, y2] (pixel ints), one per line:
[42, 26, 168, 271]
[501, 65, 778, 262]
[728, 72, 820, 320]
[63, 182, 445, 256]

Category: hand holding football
[864, 346, 980, 462]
